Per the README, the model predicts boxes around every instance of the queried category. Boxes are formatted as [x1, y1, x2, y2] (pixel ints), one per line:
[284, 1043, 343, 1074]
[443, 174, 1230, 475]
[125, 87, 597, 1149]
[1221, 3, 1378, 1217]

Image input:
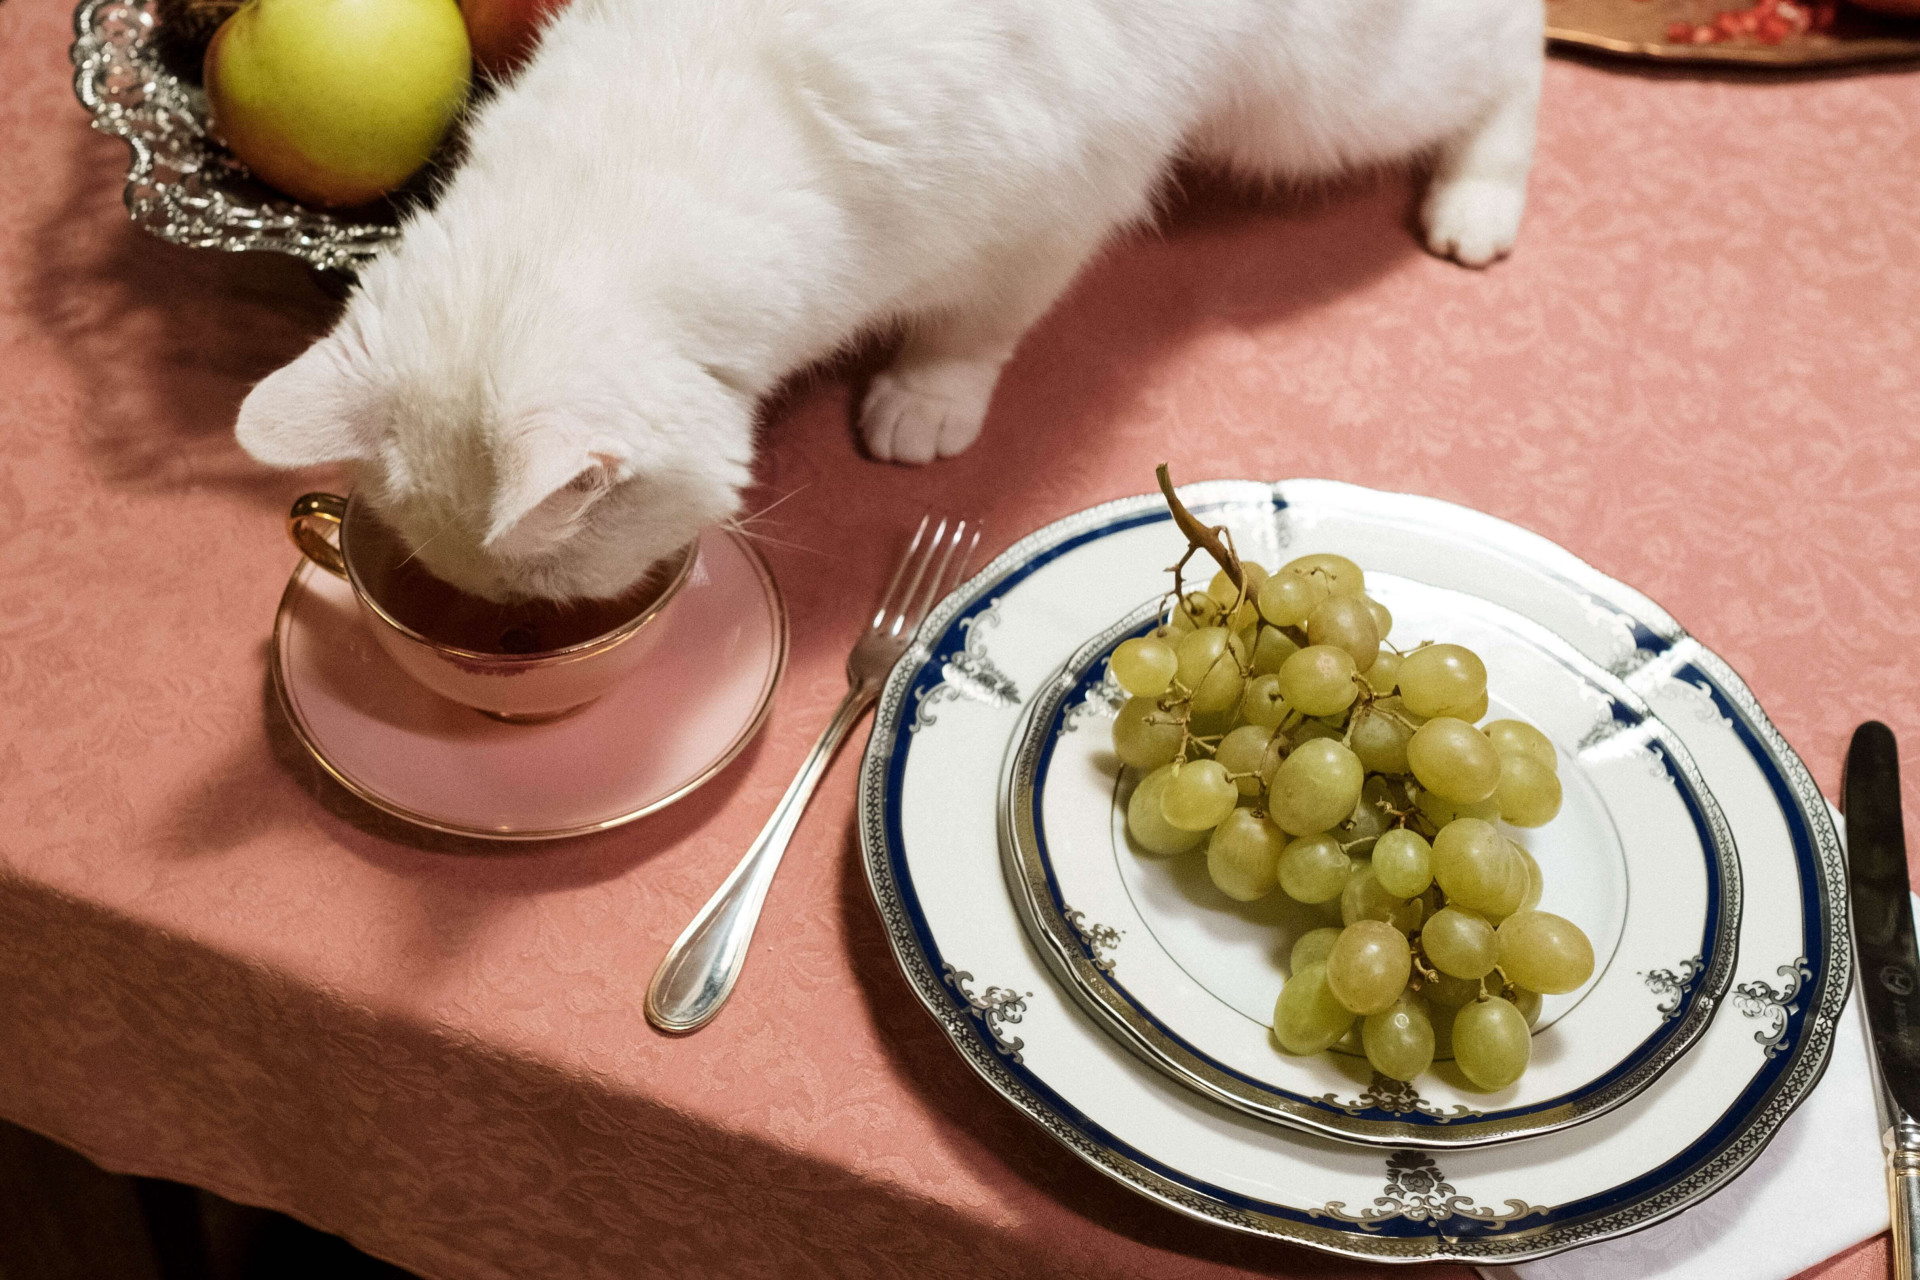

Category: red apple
[461, 0, 571, 77]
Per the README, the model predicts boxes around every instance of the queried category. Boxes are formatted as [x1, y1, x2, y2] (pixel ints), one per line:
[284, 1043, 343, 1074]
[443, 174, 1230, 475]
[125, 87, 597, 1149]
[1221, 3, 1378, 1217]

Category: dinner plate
[1004, 576, 1740, 1148]
[859, 480, 1845, 1264]
[271, 527, 787, 840]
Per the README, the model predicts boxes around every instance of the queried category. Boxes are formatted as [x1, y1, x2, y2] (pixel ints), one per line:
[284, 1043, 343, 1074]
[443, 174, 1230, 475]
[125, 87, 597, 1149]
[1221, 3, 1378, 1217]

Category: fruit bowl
[70, 0, 402, 279]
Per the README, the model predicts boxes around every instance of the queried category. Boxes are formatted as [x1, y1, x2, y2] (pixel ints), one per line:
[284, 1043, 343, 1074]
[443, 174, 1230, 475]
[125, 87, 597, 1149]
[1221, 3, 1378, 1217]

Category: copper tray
[1548, 0, 1920, 66]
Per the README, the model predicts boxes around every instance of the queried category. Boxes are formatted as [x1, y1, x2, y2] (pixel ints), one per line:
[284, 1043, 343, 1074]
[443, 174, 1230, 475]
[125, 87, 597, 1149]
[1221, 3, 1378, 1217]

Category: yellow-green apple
[204, 0, 471, 208]
[461, 0, 570, 77]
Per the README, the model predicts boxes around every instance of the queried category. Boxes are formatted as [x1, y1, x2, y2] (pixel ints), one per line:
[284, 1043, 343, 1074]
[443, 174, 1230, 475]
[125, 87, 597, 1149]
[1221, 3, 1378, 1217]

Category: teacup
[287, 492, 696, 723]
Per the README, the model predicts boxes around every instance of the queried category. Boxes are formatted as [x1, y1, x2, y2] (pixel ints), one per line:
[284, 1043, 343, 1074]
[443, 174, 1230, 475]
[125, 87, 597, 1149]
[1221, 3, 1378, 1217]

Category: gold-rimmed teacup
[287, 492, 697, 723]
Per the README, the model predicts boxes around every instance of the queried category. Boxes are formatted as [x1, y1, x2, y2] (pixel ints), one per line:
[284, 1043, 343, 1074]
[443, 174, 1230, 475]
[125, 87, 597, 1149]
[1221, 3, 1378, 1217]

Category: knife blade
[1844, 720, 1918, 1280]
[1849, 721, 1920, 1116]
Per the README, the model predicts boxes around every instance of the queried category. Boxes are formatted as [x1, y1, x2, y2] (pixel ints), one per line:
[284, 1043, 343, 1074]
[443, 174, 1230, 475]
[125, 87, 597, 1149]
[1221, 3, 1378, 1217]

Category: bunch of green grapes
[1108, 541, 1593, 1093]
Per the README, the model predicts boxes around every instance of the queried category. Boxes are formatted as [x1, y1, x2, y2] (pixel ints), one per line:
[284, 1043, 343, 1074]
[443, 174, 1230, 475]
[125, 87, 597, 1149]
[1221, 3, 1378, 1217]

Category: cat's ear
[484, 419, 633, 552]
[235, 338, 374, 467]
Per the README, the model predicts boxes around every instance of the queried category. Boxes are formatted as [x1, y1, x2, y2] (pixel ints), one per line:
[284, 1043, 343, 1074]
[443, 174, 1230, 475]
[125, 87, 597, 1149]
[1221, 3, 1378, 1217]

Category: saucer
[271, 529, 787, 840]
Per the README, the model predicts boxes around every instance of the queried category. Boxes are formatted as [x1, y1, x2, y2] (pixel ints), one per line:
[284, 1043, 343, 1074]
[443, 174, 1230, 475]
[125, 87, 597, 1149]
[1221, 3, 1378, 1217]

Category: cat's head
[235, 252, 752, 604]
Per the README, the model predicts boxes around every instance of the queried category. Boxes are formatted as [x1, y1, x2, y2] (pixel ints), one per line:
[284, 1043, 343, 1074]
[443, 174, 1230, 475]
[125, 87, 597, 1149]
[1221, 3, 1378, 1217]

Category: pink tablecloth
[3, 0, 1917, 1275]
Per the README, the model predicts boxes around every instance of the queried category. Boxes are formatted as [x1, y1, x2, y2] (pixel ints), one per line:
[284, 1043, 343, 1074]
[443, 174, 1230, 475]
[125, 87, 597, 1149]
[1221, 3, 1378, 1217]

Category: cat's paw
[1422, 177, 1525, 269]
[860, 355, 1002, 465]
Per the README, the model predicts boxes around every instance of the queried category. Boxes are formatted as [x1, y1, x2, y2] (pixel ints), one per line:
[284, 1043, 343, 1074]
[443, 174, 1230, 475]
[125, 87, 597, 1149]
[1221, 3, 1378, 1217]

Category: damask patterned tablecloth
[1, 0, 1916, 1273]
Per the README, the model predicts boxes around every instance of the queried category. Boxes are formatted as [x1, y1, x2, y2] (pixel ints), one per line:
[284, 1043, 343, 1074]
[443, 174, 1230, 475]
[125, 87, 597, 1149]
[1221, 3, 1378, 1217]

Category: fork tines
[872, 515, 981, 640]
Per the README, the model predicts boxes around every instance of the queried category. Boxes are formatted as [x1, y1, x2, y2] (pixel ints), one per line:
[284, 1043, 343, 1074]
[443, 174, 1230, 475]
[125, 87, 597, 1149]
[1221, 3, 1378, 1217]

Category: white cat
[237, 0, 1543, 603]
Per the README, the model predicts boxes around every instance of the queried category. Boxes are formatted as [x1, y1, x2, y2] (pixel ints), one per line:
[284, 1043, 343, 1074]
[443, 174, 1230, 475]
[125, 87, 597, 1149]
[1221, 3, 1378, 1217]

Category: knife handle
[1887, 1120, 1920, 1280]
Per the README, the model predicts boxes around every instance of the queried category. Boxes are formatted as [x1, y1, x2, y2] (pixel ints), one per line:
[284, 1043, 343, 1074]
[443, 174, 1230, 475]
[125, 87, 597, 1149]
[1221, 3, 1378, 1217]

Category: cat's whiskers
[720, 517, 825, 559]
[394, 521, 455, 570]
[733, 484, 810, 526]
[721, 485, 826, 557]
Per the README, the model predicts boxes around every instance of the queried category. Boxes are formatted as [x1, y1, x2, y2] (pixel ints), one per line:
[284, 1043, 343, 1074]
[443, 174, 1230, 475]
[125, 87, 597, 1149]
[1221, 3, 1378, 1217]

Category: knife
[1846, 721, 1918, 1280]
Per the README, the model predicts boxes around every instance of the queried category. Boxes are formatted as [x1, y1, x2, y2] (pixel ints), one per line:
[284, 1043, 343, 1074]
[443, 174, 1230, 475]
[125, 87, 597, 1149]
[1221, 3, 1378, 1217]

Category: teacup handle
[288, 492, 349, 579]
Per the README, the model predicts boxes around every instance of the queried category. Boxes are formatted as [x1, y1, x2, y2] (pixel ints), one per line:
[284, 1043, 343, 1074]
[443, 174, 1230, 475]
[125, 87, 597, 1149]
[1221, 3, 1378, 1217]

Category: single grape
[1452, 997, 1531, 1090]
[1272, 962, 1355, 1055]
[1174, 590, 1224, 630]
[1456, 689, 1489, 724]
[1423, 906, 1498, 979]
[1365, 649, 1402, 695]
[1310, 895, 1347, 927]
[1126, 765, 1205, 855]
[1290, 926, 1343, 974]
[1326, 921, 1413, 1015]
[1240, 673, 1289, 728]
[1340, 863, 1424, 933]
[1287, 717, 1344, 746]
[1250, 626, 1300, 676]
[1497, 911, 1596, 994]
[1431, 818, 1515, 912]
[1515, 845, 1543, 913]
[1206, 809, 1285, 901]
[1363, 994, 1435, 1082]
[1257, 570, 1328, 627]
[1109, 636, 1177, 698]
[1189, 706, 1235, 740]
[1277, 645, 1359, 718]
[1175, 627, 1248, 716]
[1214, 724, 1273, 796]
[1485, 719, 1556, 771]
[1267, 738, 1364, 836]
[1282, 553, 1365, 598]
[1348, 704, 1411, 775]
[1160, 759, 1238, 831]
[1305, 595, 1380, 673]
[1372, 828, 1433, 898]
[1414, 786, 1501, 828]
[1512, 987, 1544, 1027]
[1365, 597, 1393, 642]
[1421, 971, 1484, 1009]
[1337, 792, 1390, 856]
[1481, 844, 1531, 922]
[1113, 697, 1183, 770]
[1407, 717, 1502, 804]
[1207, 563, 1268, 608]
[1365, 771, 1412, 811]
[1397, 644, 1488, 720]
[1495, 752, 1563, 827]
[1277, 834, 1351, 903]
[1162, 609, 1196, 636]
[1429, 1003, 1456, 1060]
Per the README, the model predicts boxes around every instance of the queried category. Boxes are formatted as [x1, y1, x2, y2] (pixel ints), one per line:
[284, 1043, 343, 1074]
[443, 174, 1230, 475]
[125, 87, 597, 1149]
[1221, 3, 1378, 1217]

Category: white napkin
[1476, 855, 1891, 1280]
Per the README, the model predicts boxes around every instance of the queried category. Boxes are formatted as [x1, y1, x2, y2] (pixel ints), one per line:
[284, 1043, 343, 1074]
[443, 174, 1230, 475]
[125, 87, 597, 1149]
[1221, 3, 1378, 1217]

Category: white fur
[237, 0, 1542, 602]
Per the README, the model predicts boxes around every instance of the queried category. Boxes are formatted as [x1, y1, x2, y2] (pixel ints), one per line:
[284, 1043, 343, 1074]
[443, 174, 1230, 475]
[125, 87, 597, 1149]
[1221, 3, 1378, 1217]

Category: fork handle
[644, 682, 877, 1033]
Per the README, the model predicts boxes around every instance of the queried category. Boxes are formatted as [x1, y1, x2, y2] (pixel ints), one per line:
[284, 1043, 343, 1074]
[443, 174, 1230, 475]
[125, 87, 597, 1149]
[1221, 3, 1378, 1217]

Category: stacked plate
[857, 480, 1848, 1264]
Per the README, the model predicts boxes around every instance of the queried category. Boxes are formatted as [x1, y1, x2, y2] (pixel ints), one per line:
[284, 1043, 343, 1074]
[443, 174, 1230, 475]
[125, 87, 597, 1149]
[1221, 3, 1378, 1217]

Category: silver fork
[645, 515, 980, 1034]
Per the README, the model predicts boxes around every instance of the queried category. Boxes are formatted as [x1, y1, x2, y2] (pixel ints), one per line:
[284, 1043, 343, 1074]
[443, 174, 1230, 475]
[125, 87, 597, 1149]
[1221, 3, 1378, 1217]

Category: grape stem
[1156, 463, 1244, 593]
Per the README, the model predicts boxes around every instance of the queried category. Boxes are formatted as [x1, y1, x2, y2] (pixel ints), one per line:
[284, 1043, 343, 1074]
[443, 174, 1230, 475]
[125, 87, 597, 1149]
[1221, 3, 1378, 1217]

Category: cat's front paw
[860, 356, 1002, 465]
[1422, 177, 1525, 269]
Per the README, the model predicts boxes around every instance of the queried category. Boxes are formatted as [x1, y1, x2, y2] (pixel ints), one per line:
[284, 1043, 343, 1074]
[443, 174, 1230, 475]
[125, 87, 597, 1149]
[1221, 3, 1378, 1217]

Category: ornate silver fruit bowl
[69, 0, 400, 277]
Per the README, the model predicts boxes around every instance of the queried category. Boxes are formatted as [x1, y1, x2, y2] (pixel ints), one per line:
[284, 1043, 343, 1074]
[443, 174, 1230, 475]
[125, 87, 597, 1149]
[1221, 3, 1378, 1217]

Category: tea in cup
[287, 492, 695, 722]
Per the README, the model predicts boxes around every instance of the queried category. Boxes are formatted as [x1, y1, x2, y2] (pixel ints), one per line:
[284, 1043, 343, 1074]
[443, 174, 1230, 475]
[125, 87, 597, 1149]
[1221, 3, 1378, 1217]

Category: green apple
[205, 0, 471, 208]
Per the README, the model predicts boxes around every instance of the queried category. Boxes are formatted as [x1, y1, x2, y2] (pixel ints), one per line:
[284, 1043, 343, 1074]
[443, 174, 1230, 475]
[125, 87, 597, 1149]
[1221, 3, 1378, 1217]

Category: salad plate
[858, 479, 1845, 1264]
[1004, 576, 1740, 1148]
